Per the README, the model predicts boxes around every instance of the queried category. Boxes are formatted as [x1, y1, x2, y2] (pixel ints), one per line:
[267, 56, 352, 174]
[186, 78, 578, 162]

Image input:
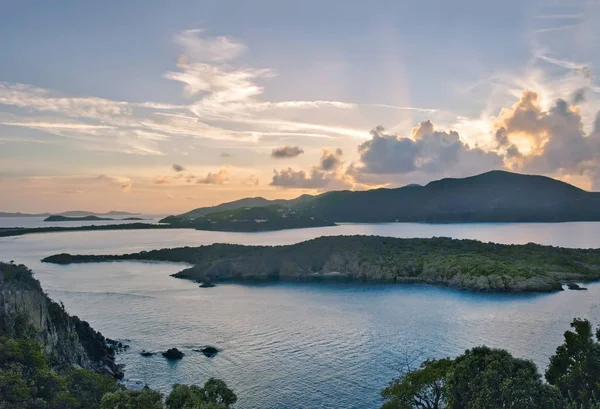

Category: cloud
[154, 175, 171, 184]
[353, 122, 503, 180]
[97, 175, 132, 192]
[172, 164, 185, 172]
[572, 88, 587, 104]
[196, 168, 229, 184]
[270, 147, 352, 189]
[220, 152, 232, 158]
[0, 82, 131, 121]
[491, 90, 600, 188]
[271, 146, 304, 158]
[319, 148, 343, 171]
[270, 167, 351, 189]
[174, 29, 246, 62]
[244, 175, 260, 186]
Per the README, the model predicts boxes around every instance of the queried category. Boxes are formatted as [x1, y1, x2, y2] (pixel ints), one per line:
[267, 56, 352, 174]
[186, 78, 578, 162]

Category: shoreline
[41, 235, 600, 294]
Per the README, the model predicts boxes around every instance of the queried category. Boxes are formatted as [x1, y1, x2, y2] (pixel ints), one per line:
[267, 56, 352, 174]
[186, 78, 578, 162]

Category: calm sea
[1, 220, 600, 408]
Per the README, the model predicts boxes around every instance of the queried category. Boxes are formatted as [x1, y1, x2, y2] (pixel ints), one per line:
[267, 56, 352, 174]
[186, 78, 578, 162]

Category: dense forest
[44, 236, 600, 292]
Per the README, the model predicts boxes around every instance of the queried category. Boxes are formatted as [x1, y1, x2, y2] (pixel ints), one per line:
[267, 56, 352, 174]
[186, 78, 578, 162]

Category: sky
[1, 0, 600, 213]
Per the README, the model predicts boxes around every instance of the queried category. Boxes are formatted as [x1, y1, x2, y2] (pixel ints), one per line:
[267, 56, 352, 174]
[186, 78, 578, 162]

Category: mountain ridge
[165, 171, 600, 224]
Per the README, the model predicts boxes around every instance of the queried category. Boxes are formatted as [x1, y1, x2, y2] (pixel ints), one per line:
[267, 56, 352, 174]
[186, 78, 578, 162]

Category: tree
[446, 346, 560, 409]
[546, 318, 600, 408]
[165, 379, 237, 409]
[381, 358, 453, 409]
[99, 387, 163, 409]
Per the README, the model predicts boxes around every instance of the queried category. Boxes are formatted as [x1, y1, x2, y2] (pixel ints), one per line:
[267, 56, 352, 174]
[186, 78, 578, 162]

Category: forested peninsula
[43, 236, 600, 293]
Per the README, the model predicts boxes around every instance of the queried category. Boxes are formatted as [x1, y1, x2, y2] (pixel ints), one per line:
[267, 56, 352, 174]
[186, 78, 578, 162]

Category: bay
[1, 221, 600, 408]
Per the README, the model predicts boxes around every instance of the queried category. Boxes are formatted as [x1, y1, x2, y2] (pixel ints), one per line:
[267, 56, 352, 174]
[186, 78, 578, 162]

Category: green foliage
[381, 358, 453, 409]
[382, 319, 600, 409]
[0, 336, 119, 409]
[162, 204, 335, 232]
[446, 346, 560, 409]
[99, 387, 163, 409]
[165, 379, 237, 409]
[0, 336, 237, 409]
[546, 319, 600, 408]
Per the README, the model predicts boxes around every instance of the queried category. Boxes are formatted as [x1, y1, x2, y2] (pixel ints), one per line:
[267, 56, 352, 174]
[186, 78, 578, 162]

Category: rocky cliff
[0, 262, 122, 377]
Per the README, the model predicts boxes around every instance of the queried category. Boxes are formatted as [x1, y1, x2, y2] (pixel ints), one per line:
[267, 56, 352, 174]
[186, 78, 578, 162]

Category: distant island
[42, 236, 600, 293]
[45, 215, 114, 222]
[160, 204, 335, 232]
[43, 215, 146, 222]
[160, 171, 600, 226]
[0, 223, 172, 238]
[0, 210, 140, 218]
[0, 212, 52, 218]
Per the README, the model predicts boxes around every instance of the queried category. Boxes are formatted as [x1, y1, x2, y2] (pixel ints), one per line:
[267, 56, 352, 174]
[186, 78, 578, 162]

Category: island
[160, 171, 600, 225]
[0, 223, 174, 238]
[42, 236, 600, 293]
[160, 204, 335, 232]
[44, 215, 115, 222]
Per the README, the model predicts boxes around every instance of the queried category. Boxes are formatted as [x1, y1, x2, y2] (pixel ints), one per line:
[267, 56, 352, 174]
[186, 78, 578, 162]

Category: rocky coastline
[42, 236, 600, 293]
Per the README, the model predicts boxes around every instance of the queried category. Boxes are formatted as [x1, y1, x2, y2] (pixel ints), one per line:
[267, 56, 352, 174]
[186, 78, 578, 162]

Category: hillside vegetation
[43, 236, 600, 292]
[161, 171, 600, 225]
[0, 262, 237, 409]
[160, 204, 335, 232]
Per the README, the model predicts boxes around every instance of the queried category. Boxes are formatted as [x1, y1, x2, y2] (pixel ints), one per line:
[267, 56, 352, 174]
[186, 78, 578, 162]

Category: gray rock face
[0, 263, 122, 377]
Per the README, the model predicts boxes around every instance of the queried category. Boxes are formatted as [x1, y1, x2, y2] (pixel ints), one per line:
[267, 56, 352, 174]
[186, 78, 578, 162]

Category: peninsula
[42, 236, 600, 293]
[0, 223, 173, 238]
[160, 204, 335, 232]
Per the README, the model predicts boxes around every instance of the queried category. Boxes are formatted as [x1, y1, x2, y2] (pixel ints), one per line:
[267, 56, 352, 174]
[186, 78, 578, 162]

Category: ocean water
[0, 216, 164, 229]
[1, 222, 600, 408]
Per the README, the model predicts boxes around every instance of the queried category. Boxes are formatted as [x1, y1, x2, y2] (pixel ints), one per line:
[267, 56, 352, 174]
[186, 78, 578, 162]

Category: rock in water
[193, 346, 219, 357]
[567, 282, 588, 290]
[140, 350, 155, 357]
[162, 348, 185, 360]
[199, 282, 216, 288]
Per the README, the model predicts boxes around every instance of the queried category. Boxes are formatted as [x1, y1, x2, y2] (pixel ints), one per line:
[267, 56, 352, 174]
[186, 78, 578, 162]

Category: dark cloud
[172, 164, 185, 172]
[271, 146, 304, 158]
[354, 122, 503, 179]
[572, 88, 587, 104]
[270, 167, 351, 189]
[270, 147, 351, 189]
[319, 148, 343, 171]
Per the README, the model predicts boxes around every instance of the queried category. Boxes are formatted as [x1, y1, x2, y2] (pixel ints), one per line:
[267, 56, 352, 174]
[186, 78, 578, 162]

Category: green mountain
[165, 171, 600, 224]
[161, 204, 335, 232]
[177, 194, 315, 219]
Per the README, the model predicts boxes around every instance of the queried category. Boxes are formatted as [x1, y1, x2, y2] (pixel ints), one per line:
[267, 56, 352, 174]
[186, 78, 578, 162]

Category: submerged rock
[194, 346, 219, 358]
[162, 348, 185, 360]
[106, 338, 129, 353]
[140, 350, 155, 357]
